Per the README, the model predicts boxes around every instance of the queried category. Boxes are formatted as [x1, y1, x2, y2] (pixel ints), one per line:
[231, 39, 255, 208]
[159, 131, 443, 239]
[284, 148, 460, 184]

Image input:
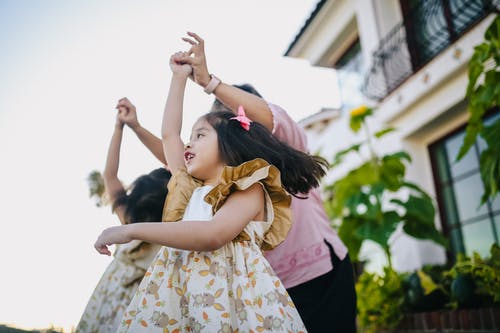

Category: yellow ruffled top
[161, 158, 291, 250]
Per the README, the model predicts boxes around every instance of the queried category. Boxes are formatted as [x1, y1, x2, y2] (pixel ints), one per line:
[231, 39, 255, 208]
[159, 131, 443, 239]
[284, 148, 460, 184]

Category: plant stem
[385, 247, 393, 269]
[363, 120, 377, 161]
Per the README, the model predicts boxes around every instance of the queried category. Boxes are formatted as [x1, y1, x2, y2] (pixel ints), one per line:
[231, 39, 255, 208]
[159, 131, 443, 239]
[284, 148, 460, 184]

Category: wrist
[198, 72, 212, 88]
[130, 122, 141, 131]
[115, 123, 124, 131]
[172, 72, 189, 81]
[203, 74, 221, 95]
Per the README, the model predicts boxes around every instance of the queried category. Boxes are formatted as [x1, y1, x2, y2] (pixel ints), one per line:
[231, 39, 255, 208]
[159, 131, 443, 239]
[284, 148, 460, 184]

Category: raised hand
[169, 51, 193, 77]
[181, 32, 211, 87]
[115, 106, 125, 129]
[116, 97, 140, 130]
[94, 225, 132, 256]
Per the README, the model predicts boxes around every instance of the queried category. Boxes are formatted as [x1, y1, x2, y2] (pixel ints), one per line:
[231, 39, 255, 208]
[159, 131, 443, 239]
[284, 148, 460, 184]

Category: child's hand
[116, 97, 140, 130]
[169, 51, 193, 77]
[181, 32, 211, 87]
[94, 225, 132, 255]
[115, 107, 125, 130]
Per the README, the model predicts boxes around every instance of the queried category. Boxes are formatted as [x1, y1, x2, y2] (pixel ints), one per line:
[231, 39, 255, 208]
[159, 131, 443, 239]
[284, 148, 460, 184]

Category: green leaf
[355, 268, 405, 331]
[349, 107, 373, 133]
[417, 270, 438, 295]
[331, 142, 364, 167]
[479, 147, 500, 204]
[344, 191, 370, 216]
[401, 181, 430, 197]
[456, 119, 483, 161]
[380, 154, 408, 191]
[467, 58, 484, 96]
[384, 151, 412, 162]
[484, 16, 500, 43]
[460, 17, 500, 163]
[478, 82, 496, 106]
[480, 117, 500, 147]
[356, 211, 400, 251]
[490, 244, 500, 269]
[349, 115, 363, 133]
[338, 216, 364, 261]
[474, 43, 491, 63]
[478, 118, 500, 204]
[374, 127, 396, 138]
[330, 161, 381, 215]
[392, 194, 448, 247]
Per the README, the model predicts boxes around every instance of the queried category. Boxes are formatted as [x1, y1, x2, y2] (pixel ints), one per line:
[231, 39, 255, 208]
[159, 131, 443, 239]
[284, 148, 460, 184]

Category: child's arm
[180, 32, 273, 131]
[161, 52, 192, 174]
[116, 97, 167, 166]
[95, 183, 264, 255]
[102, 109, 127, 224]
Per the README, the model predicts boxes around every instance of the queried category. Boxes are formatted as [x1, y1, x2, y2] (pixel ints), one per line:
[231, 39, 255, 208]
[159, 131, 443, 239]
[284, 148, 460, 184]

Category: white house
[285, 0, 499, 272]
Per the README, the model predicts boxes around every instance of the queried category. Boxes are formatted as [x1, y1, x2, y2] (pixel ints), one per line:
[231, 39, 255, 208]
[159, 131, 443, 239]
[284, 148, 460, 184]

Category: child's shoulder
[208, 158, 284, 199]
[205, 158, 292, 250]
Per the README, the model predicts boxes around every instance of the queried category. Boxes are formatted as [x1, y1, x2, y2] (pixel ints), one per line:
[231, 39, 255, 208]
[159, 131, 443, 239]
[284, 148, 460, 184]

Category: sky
[0, 0, 341, 330]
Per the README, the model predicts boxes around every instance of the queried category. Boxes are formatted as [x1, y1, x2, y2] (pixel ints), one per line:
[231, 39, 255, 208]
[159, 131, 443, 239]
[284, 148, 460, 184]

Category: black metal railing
[363, 0, 499, 101]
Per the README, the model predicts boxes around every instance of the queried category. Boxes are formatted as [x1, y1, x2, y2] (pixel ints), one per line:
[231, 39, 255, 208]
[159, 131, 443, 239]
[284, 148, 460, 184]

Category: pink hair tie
[230, 106, 252, 131]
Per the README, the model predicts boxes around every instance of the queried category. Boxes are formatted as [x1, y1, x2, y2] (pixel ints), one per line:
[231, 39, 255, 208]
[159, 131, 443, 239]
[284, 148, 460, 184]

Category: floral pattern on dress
[76, 243, 160, 333]
[118, 178, 306, 332]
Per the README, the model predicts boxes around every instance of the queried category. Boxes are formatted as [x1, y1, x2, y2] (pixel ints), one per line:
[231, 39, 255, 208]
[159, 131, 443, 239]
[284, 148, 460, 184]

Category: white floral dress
[117, 159, 307, 332]
[76, 241, 160, 333]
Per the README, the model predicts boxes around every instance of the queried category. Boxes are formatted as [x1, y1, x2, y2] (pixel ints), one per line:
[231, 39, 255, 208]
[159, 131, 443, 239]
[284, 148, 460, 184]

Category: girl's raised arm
[161, 52, 192, 174]
[117, 97, 167, 166]
[102, 108, 127, 224]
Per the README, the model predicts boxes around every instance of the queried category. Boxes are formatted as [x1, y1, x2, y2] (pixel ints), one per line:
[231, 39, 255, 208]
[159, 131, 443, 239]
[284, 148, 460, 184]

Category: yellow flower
[350, 105, 370, 117]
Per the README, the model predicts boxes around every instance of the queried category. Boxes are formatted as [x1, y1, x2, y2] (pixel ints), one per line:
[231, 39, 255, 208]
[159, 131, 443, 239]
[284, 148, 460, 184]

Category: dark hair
[112, 168, 171, 223]
[203, 111, 328, 196]
[211, 84, 262, 113]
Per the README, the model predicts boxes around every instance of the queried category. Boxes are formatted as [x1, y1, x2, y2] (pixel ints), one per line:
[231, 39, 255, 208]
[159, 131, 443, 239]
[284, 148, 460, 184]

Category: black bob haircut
[202, 111, 328, 196]
[112, 168, 171, 223]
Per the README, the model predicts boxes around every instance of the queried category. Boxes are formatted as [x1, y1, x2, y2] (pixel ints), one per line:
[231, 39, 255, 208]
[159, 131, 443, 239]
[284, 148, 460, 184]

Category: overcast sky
[0, 0, 341, 330]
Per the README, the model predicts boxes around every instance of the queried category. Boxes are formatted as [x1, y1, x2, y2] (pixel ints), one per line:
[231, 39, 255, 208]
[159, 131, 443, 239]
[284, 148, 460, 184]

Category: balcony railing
[362, 0, 499, 101]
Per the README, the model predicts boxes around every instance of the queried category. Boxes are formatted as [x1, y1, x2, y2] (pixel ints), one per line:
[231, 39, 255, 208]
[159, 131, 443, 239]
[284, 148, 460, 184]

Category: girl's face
[184, 117, 225, 184]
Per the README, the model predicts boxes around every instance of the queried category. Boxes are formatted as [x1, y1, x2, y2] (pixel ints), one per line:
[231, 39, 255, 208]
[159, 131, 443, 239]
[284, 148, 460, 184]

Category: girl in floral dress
[77, 105, 171, 333]
[94, 52, 328, 332]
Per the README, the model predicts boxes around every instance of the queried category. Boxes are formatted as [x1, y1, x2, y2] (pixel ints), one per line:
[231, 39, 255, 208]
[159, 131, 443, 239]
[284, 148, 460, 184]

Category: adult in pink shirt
[180, 33, 357, 332]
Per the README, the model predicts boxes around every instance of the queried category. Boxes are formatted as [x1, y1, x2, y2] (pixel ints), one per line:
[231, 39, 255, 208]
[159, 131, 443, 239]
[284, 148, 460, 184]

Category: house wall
[290, 0, 497, 273]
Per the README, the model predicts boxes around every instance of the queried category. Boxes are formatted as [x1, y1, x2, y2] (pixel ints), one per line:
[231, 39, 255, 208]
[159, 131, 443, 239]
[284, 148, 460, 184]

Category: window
[334, 39, 365, 109]
[400, 0, 491, 71]
[429, 114, 500, 259]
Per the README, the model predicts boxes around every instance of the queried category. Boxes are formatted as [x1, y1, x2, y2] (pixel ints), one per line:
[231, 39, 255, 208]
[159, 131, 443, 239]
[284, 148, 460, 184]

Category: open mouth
[184, 151, 195, 163]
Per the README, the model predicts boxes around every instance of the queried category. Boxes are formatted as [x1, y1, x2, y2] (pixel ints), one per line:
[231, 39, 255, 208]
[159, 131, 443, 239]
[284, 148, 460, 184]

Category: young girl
[181, 32, 357, 332]
[77, 105, 171, 333]
[94, 52, 328, 332]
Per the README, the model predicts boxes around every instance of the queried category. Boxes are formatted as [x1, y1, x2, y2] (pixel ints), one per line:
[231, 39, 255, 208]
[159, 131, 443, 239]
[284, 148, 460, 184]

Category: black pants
[287, 241, 357, 332]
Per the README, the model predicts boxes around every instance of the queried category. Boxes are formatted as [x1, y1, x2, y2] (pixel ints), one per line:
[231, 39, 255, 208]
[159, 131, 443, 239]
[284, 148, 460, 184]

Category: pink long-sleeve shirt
[264, 103, 348, 289]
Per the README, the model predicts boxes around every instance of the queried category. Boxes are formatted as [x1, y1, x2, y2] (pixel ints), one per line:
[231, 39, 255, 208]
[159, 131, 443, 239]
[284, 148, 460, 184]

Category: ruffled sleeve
[204, 158, 292, 250]
[161, 168, 202, 222]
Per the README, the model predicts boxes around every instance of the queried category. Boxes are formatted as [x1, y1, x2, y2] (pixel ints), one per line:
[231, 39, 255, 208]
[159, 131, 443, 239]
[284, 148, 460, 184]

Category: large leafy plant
[445, 244, 500, 308]
[356, 245, 500, 332]
[356, 267, 406, 333]
[458, 16, 500, 204]
[324, 106, 447, 267]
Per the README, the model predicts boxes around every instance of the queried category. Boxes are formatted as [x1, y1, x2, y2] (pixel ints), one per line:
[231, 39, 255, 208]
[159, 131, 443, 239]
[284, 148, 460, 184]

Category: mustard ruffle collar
[161, 158, 291, 250]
